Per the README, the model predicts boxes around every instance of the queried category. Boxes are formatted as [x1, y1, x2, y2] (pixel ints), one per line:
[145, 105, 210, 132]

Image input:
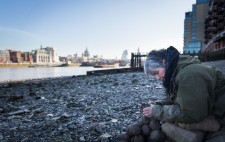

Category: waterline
[0, 66, 109, 82]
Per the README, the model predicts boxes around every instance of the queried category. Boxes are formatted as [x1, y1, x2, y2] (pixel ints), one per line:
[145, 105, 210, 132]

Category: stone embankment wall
[0, 63, 30, 68]
[0, 60, 224, 142]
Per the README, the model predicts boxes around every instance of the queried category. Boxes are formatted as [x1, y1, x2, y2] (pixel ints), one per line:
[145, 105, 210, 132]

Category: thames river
[0, 66, 115, 82]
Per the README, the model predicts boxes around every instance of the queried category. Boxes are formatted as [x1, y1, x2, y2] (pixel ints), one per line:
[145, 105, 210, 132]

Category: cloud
[0, 27, 40, 39]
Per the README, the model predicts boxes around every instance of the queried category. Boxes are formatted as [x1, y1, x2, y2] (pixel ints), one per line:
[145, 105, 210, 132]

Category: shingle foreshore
[0, 60, 224, 142]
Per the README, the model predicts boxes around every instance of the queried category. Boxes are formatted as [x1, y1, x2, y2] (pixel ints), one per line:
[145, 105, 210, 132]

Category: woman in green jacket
[143, 46, 225, 141]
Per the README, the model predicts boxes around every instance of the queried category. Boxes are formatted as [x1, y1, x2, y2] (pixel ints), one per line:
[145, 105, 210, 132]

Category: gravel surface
[0, 60, 224, 142]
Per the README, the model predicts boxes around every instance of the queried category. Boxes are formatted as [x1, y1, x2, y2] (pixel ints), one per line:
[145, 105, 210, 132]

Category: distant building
[204, 0, 225, 52]
[9, 50, 23, 63]
[92, 55, 102, 62]
[83, 47, 90, 57]
[21, 52, 33, 63]
[32, 46, 59, 63]
[59, 56, 67, 62]
[183, 0, 210, 53]
[137, 48, 141, 55]
[74, 53, 78, 59]
[183, 12, 193, 53]
[67, 55, 73, 62]
[33, 49, 50, 63]
[0, 50, 10, 63]
[82, 47, 90, 62]
[69, 53, 79, 63]
[43, 47, 59, 62]
[121, 50, 128, 60]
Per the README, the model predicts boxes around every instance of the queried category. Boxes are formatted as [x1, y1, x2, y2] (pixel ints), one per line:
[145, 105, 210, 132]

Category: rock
[0, 134, 3, 140]
[41, 96, 46, 100]
[177, 116, 221, 132]
[130, 135, 145, 142]
[136, 116, 151, 126]
[141, 125, 151, 136]
[164, 140, 172, 142]
[155, 85, 163, 89]
[161, 122, 205, 142]
[35, 96, 41, 100]
[79, 136, 85, 141]
[131, 79, 138, 84]
[113, 82, 119, 86]
[29, 89, 37, 96]
[99, 133, 112, 142]
[99, 133, 112, 138]
[8, 95, 24, 102]
[127, 123, 141, 136]
[95, 123, 107, 133]
[111, 119, 118, 123]
[150, 119, 161, 130]
[66, 102, 83, 108]
[115, 132, 130, 142]
[149, 130, 166, 142]
[45, 120, 58, 128]
[100, 138, 110, 142]
[47, 113, 54, 117]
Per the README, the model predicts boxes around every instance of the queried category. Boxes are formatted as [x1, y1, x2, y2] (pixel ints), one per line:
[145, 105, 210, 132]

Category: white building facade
[33, 47, 59, 63]
[44, 47, 59, 62]
[33, 49, 50, 63]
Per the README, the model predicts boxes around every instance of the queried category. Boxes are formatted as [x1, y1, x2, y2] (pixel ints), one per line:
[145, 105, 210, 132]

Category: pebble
[100, 133, 112, 138]
[111, 119, 118, 123]
[0, 60, 224, 142]
[79, 136, 85, 141]
[0, 134, 3, 140]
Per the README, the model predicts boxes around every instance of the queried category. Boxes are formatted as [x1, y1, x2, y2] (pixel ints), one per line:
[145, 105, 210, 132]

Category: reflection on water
[0, 67, 106, 82]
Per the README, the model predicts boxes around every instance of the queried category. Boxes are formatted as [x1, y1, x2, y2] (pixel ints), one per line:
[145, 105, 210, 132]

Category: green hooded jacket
[152, 55, 225, 125]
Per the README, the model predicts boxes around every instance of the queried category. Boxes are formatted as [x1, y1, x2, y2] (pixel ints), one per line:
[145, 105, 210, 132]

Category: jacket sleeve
[152, 75, 210, 123]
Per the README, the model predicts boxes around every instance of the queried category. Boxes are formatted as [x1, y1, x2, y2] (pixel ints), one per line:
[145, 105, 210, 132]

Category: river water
[0, 66, 117, 82]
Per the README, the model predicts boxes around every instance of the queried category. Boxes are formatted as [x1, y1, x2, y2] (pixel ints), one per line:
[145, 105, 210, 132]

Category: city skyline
[0, 0, 195, 59]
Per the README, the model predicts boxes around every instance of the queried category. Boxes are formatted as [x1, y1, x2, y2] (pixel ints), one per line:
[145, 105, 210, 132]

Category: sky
[0, 0, 196, 59]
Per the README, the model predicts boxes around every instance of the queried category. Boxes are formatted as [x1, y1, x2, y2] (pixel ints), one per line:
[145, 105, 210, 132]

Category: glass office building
[183, 0, 210, 54]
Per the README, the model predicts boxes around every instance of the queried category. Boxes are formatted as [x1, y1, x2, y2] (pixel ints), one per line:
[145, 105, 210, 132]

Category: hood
[168, 55, 201, 100]
[176, 55, 201, 71]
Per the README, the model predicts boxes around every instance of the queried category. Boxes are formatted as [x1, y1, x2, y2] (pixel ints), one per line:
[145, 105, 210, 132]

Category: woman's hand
[143, 104, 155, 118]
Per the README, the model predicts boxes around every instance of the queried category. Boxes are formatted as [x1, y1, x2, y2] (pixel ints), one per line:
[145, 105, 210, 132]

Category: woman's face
[149, 68, 165, 80]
